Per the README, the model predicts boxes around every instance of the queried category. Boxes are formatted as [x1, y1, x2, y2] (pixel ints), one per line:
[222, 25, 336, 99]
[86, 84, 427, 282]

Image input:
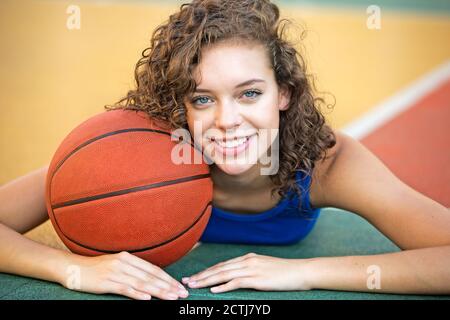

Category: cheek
[251, 107, 280, 130]
[251, 106, 280, 152]
[186, 110, 211, 145]
[255, 92, 281, 127]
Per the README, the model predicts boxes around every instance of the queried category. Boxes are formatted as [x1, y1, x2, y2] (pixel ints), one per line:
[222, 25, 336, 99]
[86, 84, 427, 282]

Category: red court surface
[362, 79, 450, 207]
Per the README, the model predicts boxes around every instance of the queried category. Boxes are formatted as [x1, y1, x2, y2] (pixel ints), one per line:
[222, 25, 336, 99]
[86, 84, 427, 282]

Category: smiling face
[184, 41, 290, 176]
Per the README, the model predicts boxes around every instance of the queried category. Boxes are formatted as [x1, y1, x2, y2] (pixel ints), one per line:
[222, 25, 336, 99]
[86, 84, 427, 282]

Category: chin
[214, 161, 255, 176]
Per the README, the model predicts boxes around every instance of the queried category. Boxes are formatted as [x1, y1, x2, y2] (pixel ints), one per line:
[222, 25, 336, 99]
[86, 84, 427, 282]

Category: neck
[210, 163, 273, 193]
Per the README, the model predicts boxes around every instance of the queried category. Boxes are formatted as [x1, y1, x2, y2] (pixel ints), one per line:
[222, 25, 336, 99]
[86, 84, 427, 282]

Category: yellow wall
[1, 0, 450, 184]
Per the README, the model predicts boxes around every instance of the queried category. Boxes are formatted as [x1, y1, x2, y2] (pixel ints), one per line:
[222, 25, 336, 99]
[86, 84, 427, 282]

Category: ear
[278, 86, 290, 111]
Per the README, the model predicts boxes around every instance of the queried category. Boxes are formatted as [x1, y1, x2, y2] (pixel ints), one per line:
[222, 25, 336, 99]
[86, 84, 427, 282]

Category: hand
[181, 253, 313, 293]
[60, 251, 189, 300]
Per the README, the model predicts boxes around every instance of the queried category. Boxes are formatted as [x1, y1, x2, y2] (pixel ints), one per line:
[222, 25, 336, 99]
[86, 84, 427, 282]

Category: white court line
[342, 60, 450, 140]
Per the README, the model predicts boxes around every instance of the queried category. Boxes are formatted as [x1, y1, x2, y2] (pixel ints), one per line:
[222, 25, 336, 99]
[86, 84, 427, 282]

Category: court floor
[1, 207, 448, 300]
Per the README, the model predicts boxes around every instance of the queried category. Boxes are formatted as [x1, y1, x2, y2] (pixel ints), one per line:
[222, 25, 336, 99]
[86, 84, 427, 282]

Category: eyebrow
[194, 79, 266, 93]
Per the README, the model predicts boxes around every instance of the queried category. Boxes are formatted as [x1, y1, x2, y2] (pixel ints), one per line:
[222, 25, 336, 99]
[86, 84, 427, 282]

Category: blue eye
[243, 90, 261, 98]
[190, 90, 262, 107]
[191, 96, 211, 105]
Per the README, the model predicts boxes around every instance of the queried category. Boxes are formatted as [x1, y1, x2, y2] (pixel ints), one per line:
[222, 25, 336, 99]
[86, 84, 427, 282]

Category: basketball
[45, 109, 213, 267]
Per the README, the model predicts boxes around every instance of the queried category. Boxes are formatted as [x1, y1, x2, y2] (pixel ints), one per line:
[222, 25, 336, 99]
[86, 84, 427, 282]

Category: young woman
[1, 0, 449, 300]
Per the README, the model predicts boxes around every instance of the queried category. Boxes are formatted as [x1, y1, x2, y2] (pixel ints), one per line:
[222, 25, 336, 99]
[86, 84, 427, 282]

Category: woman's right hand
[61, 251, 189, 300]
[0, 166, 188, 300]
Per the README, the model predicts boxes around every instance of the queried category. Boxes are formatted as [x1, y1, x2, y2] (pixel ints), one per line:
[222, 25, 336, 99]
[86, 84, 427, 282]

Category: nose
[214, 100, 243, 130]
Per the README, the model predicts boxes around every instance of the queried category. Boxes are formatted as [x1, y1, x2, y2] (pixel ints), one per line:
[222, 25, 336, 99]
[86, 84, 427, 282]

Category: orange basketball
[45, 109, 212, 267]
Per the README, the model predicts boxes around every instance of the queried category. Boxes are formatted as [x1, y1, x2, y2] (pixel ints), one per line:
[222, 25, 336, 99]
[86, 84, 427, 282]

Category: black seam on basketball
[52, 173, 211, 209]
[53, 128, 202, 175]
[47, 127, 211, 255]
[54, 201, 212, 254]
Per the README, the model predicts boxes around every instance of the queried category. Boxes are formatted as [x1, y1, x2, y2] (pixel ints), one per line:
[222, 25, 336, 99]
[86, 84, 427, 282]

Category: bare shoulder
[309, 130, 450, 249]
[309, 129, 344, 209]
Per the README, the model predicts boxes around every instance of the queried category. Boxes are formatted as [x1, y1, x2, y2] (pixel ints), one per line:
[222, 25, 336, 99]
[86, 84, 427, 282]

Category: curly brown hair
[106, 0, 336, 212]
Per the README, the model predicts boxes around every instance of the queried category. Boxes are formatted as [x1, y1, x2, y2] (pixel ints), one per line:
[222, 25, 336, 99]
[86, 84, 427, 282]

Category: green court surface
[1, 208, 448, 300]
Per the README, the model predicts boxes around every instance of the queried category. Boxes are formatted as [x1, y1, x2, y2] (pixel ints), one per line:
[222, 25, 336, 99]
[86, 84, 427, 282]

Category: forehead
[192, 42, 273, 86]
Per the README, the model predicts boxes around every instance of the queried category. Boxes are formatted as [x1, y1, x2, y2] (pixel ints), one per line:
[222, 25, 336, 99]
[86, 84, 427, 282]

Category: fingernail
[182, 277, 190, 283]
[178, 289, 189, 297]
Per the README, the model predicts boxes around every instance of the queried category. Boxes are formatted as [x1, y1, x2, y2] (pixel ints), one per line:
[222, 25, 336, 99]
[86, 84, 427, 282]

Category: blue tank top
[200, 170, 321, 245]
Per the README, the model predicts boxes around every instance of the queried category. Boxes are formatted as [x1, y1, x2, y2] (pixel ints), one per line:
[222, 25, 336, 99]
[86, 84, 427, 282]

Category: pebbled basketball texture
[45, 109, 213, 267]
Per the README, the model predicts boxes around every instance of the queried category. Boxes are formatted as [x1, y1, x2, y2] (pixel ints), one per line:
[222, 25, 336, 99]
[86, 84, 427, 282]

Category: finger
[188, 268, 250, 289]
[120, 263, 187, 297]
[105, 281, 152, 300]
[108, 274, 180, 300]
[188, 262, 244, 283]
[185, 253, 255, 283]
[210, 278, 252, 293]
[119, 252, 185, 290]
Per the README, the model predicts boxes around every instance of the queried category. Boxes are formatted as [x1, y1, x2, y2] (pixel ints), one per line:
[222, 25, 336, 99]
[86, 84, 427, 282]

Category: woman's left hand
[181, 253, 314, 293]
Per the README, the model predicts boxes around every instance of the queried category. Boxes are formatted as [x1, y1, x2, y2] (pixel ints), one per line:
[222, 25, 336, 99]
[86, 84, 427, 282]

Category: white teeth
[215, 137, 247, 148]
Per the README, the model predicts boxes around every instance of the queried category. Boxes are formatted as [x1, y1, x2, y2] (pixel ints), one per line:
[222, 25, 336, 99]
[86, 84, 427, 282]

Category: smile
[215, 136, 248, 148]
[209, 134, 257, 157]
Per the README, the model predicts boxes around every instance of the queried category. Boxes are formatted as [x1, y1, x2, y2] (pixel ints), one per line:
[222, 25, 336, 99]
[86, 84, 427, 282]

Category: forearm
[0, 223, 74, 286]
[0, 165, 49, 233]
[305, 245, 450, 294]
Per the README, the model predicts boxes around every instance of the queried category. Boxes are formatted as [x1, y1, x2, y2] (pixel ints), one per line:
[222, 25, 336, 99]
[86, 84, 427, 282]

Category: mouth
[208, 134, 257, 157]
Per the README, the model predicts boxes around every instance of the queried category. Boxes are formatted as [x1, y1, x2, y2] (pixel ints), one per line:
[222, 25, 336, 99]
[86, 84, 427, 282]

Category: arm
[0, 166, 49, 234]
[305, 245, 450, 294]
[0, 166, 73, 283]
[0, 166, 188, 300]
[307, 131, 450, 294]
[0, 222, 74, 284]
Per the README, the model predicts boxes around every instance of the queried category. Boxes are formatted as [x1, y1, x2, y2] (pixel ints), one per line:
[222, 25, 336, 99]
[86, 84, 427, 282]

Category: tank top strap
[295, 170, 315, 212]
